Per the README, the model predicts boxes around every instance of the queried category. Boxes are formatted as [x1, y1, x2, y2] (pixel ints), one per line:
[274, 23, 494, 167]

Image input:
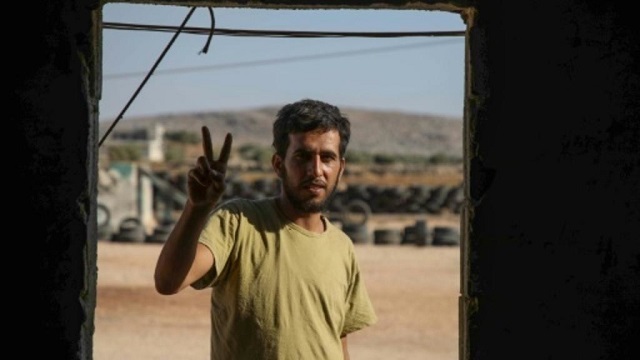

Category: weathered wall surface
[463, 2, 639, 359]
[14, 1, 100, 358]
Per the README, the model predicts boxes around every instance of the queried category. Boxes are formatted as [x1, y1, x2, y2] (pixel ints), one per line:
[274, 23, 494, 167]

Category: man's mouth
[302, 181, 326, 194]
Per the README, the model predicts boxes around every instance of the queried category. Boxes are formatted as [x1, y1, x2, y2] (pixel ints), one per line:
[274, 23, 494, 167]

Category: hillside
[100, 106, 463, 158]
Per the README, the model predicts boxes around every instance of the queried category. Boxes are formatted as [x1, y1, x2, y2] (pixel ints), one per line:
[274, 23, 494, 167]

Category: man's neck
[276, 197, 325, 233]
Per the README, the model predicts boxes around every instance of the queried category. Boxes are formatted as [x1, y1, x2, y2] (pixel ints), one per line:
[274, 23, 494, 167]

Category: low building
[100, 123, 166, 163]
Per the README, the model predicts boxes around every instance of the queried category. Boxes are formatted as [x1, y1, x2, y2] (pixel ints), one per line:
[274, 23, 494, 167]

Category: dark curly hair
[272, 99, 351, 158]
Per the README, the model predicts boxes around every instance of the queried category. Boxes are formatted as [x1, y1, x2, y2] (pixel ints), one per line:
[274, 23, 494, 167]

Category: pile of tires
[146, 219, 175, 243]
[188, 176, 465, 215]
[373, 229, 402, 245]
[342, 223, 371, 244]
[401, 220, 430, 246]
[432, 226, 460, 246]
[340, 199, 372, 244]
[111, 217, 146, 243]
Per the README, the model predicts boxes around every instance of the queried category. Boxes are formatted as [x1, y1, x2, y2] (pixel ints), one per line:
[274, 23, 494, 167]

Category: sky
[100, 3, 466, 123]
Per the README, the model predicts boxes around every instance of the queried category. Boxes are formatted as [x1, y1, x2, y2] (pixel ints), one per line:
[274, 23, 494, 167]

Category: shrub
[164, 130, 200, 144]
[238, 144, 272, 163]
[346, 151, 373, 164]
[108, 144, 141, 161]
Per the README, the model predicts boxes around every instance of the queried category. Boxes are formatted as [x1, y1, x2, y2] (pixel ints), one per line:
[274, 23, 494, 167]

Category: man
[154, 99, 377, 360]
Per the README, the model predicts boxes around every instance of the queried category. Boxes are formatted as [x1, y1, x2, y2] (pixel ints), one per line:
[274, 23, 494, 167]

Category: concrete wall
[464, 2, 639, 359]
[17, 0, 639, 359]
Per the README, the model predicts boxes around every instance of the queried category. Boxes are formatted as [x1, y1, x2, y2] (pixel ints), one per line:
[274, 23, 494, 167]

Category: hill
[100, 106, 463, 158]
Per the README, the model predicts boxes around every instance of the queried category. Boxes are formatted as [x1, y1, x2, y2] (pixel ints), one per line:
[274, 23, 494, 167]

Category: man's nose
[307, 155, 322, 176]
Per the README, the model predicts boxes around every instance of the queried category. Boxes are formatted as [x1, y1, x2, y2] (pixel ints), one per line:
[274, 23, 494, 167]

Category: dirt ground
[93, 213, 461, 360]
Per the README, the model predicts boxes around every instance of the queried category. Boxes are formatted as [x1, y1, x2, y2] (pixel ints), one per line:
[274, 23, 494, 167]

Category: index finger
[202, 126, 214, 164]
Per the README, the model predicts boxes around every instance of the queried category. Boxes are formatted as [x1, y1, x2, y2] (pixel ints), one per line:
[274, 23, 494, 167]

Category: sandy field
[94, 214, 460, 360]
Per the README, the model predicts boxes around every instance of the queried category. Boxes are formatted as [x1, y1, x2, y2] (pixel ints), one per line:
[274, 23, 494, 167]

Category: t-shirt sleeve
[191, 203, 238, 290]
[341, 252, 378, 336]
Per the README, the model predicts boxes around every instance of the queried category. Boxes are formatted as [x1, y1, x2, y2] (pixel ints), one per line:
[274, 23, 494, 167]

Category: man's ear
[272, 153, 283, 178]
[338, 157, 346, 180]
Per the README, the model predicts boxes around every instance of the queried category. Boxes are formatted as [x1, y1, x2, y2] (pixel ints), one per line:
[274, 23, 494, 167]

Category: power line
[99, 8, 197, 146]
[104, 38, 463, 80]
[103, 21, 465, 38]
[100, 16, 465, 135]
[103, 20, 464, 79]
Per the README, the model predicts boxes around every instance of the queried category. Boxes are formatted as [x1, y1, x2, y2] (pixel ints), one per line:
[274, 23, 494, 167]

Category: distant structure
[97, 123, 166, 238]
[101, 123, 166, 162]
[97, 161, 187, 241]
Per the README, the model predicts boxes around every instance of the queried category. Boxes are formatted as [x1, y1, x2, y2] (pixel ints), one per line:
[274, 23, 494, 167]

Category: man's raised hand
[187, 126, 233, 207]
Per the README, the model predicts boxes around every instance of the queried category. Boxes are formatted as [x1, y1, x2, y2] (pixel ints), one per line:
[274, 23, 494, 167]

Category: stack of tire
[146, 219, 175, 244]
[111, 217, 146, 243]
[339, 199, 372, 245]
[171, 175, 464, 215]
[401, 219, 430, 246]
[336, 183, 463, 215]
[432, 226, 460, 246]
[401, 221, 460, 247]
[373, 228, 402, 245]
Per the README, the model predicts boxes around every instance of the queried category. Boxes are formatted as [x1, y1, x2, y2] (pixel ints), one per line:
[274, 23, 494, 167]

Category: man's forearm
[154, 200, 214, 294]
[342, 336, 350, 360]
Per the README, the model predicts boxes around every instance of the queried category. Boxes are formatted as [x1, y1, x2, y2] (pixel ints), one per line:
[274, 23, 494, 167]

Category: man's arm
[154, 201, 215, 294]
[154, 127, 232, 295]
[342, 336, 350, 360]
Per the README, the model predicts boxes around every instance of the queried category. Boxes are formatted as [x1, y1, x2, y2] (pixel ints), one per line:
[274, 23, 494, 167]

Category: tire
[146, 220, 174, 244]
[341, 199, 372, 226]
[414, 219, 431, 246]
[112, 217, 146, 243]
[402, 225, 416, 245]
[432, 226, 460, 246]
[342, 223, 371, 244]
[374, 229, 402, 245]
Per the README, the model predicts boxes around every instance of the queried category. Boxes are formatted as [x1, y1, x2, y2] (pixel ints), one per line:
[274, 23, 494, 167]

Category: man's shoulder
[325, 221, 358, 250]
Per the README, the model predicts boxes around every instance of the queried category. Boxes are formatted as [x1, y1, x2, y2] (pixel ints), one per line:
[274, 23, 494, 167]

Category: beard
[280, 169, 339, 214]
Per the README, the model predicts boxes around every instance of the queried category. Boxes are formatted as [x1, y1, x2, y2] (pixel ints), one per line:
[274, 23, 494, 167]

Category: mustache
[301, 179, 327, 187]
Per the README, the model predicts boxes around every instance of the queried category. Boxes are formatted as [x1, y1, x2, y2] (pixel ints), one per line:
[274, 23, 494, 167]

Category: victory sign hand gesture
[187, 126, 233, 208]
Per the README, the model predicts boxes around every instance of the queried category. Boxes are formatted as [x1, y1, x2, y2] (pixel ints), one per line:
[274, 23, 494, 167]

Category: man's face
[273, 129, 345, 214]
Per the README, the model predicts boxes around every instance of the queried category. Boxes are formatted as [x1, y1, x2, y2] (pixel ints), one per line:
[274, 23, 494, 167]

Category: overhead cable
[104, 38, 462, 80]
[99, 7, 198, 147]
[103, 22, 465, 38]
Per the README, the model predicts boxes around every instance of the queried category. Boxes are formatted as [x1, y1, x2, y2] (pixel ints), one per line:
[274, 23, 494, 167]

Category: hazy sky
[100, 3, 466, 122]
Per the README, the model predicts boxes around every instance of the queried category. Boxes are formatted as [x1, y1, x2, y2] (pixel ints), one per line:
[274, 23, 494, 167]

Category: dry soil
[94, 214, 460, 360]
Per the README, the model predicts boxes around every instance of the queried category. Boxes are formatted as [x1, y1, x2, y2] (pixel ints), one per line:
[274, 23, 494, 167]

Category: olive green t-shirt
[192, 197, 377, 360]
